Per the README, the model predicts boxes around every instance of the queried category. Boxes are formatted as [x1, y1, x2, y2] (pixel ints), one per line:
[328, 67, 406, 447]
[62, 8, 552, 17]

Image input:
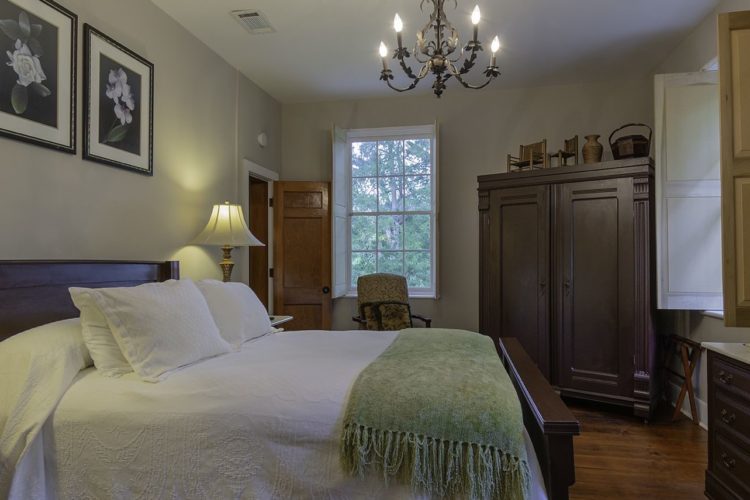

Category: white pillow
[196, 280, 273, 347]
[69, 288, 133, 377]
[0, 318, 92, 482]
[86, 279, 232, 382]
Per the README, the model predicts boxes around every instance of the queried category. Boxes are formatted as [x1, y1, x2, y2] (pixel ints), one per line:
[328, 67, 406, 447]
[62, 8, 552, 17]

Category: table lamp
[193, 201, 264, 282]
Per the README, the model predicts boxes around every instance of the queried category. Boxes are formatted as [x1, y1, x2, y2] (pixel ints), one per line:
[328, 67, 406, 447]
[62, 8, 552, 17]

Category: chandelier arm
[448, 62, 495, 90]
[397, 56, 420, 80]
[458, 49, 479, 74]
[413, 49, 431, 64]
[447, 46, 466, 64]
[384, 77, 422, 93]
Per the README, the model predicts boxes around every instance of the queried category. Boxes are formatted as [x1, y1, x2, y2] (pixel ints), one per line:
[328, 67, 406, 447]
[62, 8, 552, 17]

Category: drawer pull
[718, 370, 734, 385]
[721, 409, 737, 425]
[721, 452, 736, 470]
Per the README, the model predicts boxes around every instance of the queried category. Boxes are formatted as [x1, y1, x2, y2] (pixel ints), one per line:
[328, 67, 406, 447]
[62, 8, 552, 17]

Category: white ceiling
[150, 0, 718, 103]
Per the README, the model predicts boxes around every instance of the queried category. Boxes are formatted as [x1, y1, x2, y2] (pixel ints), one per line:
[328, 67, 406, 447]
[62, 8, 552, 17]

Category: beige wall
[0, 0, 281, 281]
[658, 0, 750, 73]
[282, 79, 653, 330]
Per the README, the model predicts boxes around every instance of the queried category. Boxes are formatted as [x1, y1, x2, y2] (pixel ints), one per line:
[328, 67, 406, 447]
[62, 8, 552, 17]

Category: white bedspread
[12, 330, 546, 499]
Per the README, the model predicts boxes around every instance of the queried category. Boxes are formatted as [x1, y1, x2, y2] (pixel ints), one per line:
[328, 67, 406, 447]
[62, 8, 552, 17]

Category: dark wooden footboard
[499, 338, 580, 500]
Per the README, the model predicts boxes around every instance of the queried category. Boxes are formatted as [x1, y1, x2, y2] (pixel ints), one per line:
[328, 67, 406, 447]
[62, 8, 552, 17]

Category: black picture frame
[0, 0, 76, 153]
[83, 24, 153, 176]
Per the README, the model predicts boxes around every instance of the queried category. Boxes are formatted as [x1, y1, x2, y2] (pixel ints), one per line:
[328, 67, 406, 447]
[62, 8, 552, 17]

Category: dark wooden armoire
[478, 158, 658, 418]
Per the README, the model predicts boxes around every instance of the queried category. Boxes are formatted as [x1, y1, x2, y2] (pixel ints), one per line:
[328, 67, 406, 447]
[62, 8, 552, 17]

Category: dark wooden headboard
[0, 260, 179, 342]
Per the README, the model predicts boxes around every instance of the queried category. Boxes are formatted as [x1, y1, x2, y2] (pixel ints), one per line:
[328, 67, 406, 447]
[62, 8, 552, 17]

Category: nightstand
[269, 315, 293, 329]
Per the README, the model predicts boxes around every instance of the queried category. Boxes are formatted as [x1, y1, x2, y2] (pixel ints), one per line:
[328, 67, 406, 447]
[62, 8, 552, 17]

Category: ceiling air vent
[231, 10, 275, 34]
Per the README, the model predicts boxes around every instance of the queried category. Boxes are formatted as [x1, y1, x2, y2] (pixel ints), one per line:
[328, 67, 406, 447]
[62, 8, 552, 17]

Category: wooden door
[248, 176, 269, 309]
[719, 12, 750, 326]
[273, 182, 332, 330]
[484, 185, 550, 378]
[558, 178, 634, 398]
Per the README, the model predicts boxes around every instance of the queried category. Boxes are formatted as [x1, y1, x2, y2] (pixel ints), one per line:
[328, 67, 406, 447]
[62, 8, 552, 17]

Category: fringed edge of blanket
[341, 423, 530, 500]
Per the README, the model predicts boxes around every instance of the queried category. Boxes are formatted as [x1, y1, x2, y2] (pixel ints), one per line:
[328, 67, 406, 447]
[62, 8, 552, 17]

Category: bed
[0, 260, 580, 499]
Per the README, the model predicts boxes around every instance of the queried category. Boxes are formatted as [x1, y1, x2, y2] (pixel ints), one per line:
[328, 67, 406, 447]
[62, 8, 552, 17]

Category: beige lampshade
[192, 202, 264, 247]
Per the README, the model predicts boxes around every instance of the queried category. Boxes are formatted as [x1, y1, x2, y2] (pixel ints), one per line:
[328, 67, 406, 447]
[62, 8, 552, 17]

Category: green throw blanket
[341, 328, 529, 500]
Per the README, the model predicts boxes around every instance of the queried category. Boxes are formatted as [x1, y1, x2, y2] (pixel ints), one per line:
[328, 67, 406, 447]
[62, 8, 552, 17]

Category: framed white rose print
[83, 24, 153, 175]
[0, 0, 76, 153]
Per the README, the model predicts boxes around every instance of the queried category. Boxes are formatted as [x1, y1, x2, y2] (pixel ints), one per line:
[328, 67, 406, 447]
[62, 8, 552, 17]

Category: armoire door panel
[489, 186, 550, 377]
[559, 179, 635, 397]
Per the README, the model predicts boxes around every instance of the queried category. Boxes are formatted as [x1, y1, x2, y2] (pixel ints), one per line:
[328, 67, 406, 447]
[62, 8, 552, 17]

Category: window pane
[351, 216, 376, 250]
[378, 176, 403, 212]
[404, 215, 431, 250]
[405, 252, 431, 288]
[378, 251, 404, 275]
[378, 215, 403, 250]
[352, 177, 377, 212]
[378, 140, 403, 176]
[404, 175, 431, 212]
[351, 252, 376, 286]
[352, 141, 377, 177]
[404, 138, 431, 174]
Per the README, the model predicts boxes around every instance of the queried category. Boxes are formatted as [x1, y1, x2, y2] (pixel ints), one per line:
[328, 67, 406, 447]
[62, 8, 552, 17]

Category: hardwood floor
[567, 400, 708, 500]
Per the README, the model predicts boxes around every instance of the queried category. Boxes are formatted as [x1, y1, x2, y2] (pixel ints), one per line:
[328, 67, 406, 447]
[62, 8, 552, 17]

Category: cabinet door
[558, 178, 634, 397]
[719, 12, 750, 326]
[487, 185, 550, 377]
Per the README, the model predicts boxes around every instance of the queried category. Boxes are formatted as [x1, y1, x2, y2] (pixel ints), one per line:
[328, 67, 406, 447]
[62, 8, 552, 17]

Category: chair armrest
[411, 314, 432, 328]
[352, 316, 367, 330]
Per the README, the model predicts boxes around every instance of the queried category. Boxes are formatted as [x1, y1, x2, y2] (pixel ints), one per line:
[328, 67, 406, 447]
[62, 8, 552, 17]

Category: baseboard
[667, 380, 708, 430]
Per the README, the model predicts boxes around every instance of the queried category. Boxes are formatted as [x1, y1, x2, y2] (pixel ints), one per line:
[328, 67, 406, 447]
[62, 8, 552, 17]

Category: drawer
[713, 432, 750, 499]
[715, 389, 750, 442]
[713, 356, 750, 400]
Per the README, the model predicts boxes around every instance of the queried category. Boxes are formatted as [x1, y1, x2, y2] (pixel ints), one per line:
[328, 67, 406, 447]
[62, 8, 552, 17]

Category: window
[332, 125, 437, 298]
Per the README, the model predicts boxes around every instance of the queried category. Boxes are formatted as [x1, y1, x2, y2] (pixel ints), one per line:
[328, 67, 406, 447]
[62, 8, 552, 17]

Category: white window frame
[342, 124, 438, 298]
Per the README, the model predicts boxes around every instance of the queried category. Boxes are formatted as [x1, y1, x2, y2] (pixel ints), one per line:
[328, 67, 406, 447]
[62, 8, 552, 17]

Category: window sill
[703, 310, 725, 320]
[340, 292, 438, 300]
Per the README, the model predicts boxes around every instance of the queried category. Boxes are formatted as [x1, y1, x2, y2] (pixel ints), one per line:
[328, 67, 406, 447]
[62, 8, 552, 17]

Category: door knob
[322, 286, 330, 294]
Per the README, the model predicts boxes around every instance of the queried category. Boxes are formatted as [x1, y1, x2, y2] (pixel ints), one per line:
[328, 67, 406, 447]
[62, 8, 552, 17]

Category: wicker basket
[609, 123, 652, 160]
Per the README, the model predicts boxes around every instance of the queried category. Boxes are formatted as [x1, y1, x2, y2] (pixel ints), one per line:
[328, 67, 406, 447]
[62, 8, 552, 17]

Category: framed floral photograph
[0, 0, 76, 153]
[83, 24, 153, 175]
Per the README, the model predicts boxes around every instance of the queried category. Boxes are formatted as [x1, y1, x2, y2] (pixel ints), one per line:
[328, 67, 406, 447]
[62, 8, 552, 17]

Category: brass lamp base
[220, 245, 235, 282]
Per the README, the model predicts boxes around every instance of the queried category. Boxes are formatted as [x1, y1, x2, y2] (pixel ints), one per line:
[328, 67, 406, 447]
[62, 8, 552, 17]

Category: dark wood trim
[499, 337, 580, 500]
[249, 176, 270, 309]
[0, 260, 178, 342]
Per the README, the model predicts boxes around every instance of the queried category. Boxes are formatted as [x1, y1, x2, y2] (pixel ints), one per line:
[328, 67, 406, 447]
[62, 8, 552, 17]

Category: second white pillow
[196, 280, 273, 347]
[89, 279, 232, 382]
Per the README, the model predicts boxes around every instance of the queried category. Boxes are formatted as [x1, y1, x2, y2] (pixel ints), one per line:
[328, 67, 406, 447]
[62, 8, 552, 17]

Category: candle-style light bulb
[379, 41, 389, 71]
[379, 41, 389, 58]
[471, 5, 481, 25]
[491, 36, 500, 53]
[394, 13, 404, 50]
[471, 6, 480, 42]
[490, 36, 500, 67]
[394, 13, 403, 33]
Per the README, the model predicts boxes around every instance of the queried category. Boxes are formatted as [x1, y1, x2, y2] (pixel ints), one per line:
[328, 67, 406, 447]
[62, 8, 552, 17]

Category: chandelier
[378, 0, 501, 98]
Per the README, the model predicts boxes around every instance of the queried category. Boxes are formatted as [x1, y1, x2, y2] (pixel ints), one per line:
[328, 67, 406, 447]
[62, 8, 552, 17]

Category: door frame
[239, 158, 279, 312]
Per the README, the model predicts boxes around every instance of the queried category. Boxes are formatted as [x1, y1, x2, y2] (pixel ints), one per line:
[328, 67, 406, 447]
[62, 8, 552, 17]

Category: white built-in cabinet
[654, 71, 723, 310]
